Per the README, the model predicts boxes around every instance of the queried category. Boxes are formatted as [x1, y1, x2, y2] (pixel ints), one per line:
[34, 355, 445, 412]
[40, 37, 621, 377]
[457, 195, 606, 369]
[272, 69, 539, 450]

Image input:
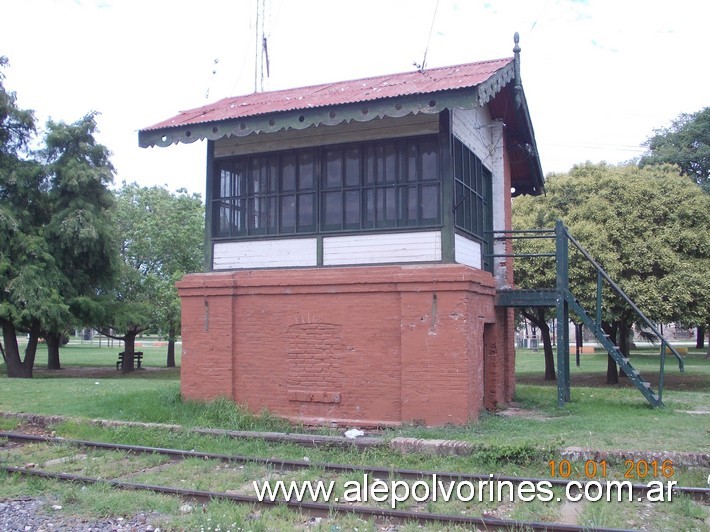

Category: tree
[41, 113, 119, 369]
[123, 184, 203, 367]
[640, 107, 710, 193]
[512, 162, 710, 383]
[640, 107, 710, 349]
[1, 57, 117, 377]
[0, 56, 65, 378]
[508, 202, 558, 380]
[106, 183, 203, 372]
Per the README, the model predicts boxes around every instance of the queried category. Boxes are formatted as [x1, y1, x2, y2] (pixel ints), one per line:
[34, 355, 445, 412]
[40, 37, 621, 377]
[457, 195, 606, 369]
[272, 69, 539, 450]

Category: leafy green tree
[513, 162, 710, 383]
[1, 57, 118, 377]
[640, 107, 710, 193]
[0, 56, 66, 378]
[105, 183, 203, 372]
[640, 107, 710, 349]
[41, 113, 119, 368]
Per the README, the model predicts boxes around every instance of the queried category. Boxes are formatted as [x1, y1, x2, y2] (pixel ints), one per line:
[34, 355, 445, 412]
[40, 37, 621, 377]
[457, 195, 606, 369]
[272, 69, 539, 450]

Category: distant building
[139, 37, 543, 426]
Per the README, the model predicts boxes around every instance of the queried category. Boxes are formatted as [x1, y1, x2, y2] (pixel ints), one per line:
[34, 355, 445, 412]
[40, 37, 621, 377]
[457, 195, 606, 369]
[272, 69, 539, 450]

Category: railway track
[2, 431, 708, 530]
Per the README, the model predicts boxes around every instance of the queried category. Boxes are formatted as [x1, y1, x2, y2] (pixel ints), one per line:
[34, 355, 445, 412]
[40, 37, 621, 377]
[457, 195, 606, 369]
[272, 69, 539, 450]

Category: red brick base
[177, 264, 515, 427]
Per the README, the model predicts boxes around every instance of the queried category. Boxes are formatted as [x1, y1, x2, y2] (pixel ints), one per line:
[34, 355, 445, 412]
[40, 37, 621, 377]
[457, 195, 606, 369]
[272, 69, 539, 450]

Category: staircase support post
[555, 220, 571, 406]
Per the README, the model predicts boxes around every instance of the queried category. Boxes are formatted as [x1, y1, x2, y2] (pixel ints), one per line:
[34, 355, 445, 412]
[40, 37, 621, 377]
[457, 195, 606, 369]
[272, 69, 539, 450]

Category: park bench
[116, 351, 144, 370]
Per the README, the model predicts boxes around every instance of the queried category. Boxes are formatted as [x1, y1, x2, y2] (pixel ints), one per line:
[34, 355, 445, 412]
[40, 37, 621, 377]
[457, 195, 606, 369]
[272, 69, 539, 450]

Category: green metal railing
[490, 220, 685, 407]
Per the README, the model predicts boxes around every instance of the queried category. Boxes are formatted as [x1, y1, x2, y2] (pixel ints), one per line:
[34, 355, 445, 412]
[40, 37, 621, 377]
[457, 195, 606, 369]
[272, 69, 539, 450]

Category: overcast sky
[1, 0, 707, 197]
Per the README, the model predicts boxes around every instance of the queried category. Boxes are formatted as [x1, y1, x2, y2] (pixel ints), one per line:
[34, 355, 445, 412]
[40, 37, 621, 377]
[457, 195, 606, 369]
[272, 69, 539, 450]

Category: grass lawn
[0, 341, 707, 452]
[0, 341, 708, 530]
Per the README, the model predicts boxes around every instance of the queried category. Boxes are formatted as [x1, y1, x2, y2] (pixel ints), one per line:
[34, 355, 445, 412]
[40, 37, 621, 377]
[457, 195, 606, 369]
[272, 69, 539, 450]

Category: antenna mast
[254, 0, 270, 92]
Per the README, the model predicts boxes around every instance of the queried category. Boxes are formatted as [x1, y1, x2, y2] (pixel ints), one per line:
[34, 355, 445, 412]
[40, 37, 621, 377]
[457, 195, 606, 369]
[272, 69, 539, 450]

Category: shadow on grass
[516, 372, 709, 392]
[1, 366, 180, 381]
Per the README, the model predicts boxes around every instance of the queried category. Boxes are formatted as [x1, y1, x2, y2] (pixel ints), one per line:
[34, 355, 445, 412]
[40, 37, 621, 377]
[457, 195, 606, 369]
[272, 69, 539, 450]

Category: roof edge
[139, 64, 515, 148]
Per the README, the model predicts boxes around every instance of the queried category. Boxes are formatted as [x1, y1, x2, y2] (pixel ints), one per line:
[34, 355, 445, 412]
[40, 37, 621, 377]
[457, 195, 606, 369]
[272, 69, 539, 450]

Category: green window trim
[212, 135, 441, 239]
[452, 136, 494, 272]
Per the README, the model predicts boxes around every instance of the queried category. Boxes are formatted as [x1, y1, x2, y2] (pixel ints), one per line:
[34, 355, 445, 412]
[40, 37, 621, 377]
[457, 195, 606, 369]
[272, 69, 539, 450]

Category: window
[213, 150, 316, 237]
[321, 137, 440, 231]
[212, 136, 440, 238]
[453, 137, 493, 271]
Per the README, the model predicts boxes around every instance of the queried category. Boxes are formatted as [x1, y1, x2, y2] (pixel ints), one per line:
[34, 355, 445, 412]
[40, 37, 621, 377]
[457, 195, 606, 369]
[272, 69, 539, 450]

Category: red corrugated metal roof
[142, 57, 513, 131]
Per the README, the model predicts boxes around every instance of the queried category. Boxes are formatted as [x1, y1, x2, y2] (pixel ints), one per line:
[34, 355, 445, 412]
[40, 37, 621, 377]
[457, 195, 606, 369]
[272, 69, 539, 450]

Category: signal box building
[139, 40, 543, 426]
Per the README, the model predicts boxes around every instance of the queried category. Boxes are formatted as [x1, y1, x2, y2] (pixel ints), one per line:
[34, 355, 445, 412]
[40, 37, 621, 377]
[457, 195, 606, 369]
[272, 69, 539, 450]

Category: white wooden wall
[213, 231, 443, 269]
[451, 107, 496, 172]
[213, 238, 318, 269]
[323, 231, 442, 266]
[454, 234, 482, 269]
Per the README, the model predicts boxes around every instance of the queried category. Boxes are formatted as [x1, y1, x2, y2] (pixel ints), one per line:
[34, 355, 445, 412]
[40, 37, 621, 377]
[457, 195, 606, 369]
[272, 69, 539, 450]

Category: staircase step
[565, 289, 668, 408]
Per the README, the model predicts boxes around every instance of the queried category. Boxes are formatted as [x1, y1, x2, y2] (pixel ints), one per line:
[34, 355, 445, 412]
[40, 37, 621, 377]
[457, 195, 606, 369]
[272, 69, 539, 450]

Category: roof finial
[513, 32, 522, 109]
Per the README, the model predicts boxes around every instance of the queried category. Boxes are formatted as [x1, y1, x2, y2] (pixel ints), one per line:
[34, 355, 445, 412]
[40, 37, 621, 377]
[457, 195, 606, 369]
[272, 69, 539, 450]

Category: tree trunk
[618, 321, 631, 378]
[575, 322, 583, 367]
[122, 331, 137, 374]
[23, 324, 40, 378]
[602, 321, 619, 385]
[539, 319, 556, 381]
[705, 326, 710, 359]
[606, 354, 619, 384]
[167, 325, 176, 368]
[46, 331, 62, 370]
[2, 320, 31, 378]
[697, 326, 705, 349]
[523, 309, 556, 380]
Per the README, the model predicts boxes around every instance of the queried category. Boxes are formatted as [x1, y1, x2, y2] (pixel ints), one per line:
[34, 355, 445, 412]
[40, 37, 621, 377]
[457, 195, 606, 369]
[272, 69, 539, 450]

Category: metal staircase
[493, 220, 685, 407]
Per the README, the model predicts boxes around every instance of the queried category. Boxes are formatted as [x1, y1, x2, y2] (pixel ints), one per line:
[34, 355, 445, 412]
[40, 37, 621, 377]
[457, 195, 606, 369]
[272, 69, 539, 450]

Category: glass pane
[281, 194, 296, 231]
[465, 195, 473, 232]
[267, 197, 277, 233]
[384, 142, 396, 183]
[268, 158, 278, 192]
[475, 158, 483, 193]
[375, 145, 385, 183]
[365, 145, 376, 184]
[248, 196, 267, 232]
[299, 151, 315, 190]
[407, 143, 418, 182]
[233, 198, 245, 234]
[282, 154, 297, 192]
[406, 186, 418, 223]
[298, 193, 314, 229]
[345, 190, 360, 227]
[345, 147, 360, 187]
[217, 167, 230, 198]
[376, 187, 396, 225]
[364, 188, 374, 227]
[455, 183, 465, 228]
[235, 160, 245, 197]
[249, 157, 261, 194]
[421, 185, 438, 221]
[454, 140, 463, 182]
[325, 149, 343, 189]
[323, 191, 342, 228]
[421, 139, 437, 181]
[463, 151, 471, 187]
[213, 201, 228, 237]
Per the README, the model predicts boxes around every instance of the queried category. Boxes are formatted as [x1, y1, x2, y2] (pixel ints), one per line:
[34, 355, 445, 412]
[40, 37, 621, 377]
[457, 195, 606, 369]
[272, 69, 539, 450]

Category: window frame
[211, 135, 442, 240]
[452, 136, 494, 272]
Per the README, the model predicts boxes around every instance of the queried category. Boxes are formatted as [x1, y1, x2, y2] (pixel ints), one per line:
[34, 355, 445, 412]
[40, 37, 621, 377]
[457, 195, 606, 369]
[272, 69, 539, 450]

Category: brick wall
[177, 264, 514, 427]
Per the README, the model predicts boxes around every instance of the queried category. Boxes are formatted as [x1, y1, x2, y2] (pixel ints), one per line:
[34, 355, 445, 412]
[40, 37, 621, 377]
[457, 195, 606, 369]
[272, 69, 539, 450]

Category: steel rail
[2, 466, 631, 532]
[2, 432, 707, 502]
